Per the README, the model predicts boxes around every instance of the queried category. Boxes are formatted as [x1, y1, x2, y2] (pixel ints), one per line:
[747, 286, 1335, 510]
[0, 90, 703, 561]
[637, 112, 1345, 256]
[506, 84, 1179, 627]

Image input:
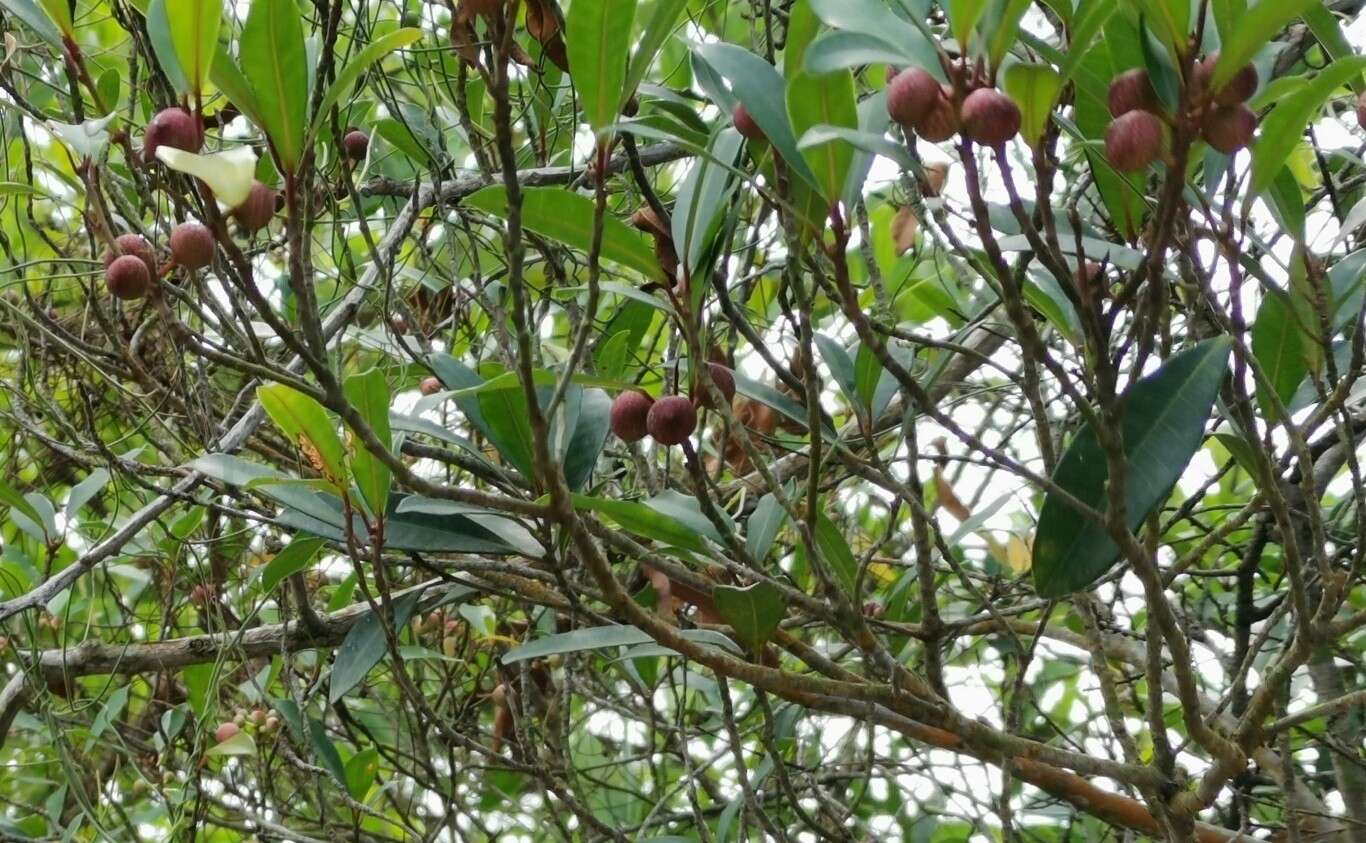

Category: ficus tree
[0, 0, 1364, 838]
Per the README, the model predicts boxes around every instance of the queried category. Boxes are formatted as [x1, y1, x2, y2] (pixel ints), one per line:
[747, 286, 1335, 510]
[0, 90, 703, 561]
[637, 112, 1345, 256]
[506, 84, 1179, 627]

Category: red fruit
[105, 255, 151, 300]
[914, 87, 958, 143]
[1201, 104, 1256, 154]
[342, 129, 369, 161]
[610, 391, 653, 443]
[420, 376, 443, 396]
[104, 233, 158, 279]
[1104, 110, 1164, 172]
[696, 363, 736, 409]
[960, 88, 1021, 146]
[169, 222, 215, 270]
[143, 107, 202, 162]
[232, 182, 276, 233]
[646, 395, 697, 446]
[1107, 68, 1159, 117]
[732, 103, 765, 142]
[887, 68, 941, 129]
[1195, 53, 1258, 105]
[214, 722, 240, 743]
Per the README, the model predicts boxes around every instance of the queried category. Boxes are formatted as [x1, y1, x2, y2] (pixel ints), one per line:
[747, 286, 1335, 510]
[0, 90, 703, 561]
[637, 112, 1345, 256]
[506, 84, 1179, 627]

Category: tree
[0, 0, 1364, 838]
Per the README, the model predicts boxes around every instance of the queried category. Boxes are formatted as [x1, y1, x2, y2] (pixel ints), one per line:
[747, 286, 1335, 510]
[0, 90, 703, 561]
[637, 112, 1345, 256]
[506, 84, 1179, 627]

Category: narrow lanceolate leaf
[786, 69, 858, 202]
[257, 383, 349, 484]
[329, 588, 425, 703]
[1209, 0, 1315, 92]
[1032, 338, 1233, 597]
[308, 28, 422, 139]
[465, 185, 659, 279]
[343, 368, 393, 521]
[1251, 289, 1309, 420]
[566, 0, 637, 136]
[713, 582, 786, 651]
[1, 0, 63, 47]
[1252, 56, 1366, 194]
[240, 0, 309, 169]
[259, 534, 326, 592]
[502, 625, 742, 664]
[622, 0, 686, 105]
[166, 0, 222, 95]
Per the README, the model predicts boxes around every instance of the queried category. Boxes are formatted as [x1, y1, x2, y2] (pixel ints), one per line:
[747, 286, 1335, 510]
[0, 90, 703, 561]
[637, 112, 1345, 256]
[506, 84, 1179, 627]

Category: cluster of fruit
[884, 67, 1022, 146]
[609, 363, 737, 448]
[1104, 54, 1258, 172]
[100, 109, 371, 301]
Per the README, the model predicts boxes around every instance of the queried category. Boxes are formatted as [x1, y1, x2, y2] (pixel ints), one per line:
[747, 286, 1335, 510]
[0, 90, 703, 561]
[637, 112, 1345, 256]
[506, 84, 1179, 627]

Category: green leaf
[1059, 0, 1117, 82]
[671, 126, 744, 277]
[814, 333, 857, 403]
[948, 0, 991, 51]
[259, 534, 326, 592]
[502, 625, 742, 664]
[1032, 338, 1233, 597]
[35, 0, 70, 38]
[570, 494, 709, 552]
[566, 0, 637, 135]
[804, 512, 857, 595]
[786, 69, 858, 202]
[1209, 0, 1315, 93]
[623, 0, 687, 101]
[692, 42, 820, 190]
[475, 381, 537, 480]
[329, 588, 425, 703]
[984, 0, 1033, 65]
[0, 0, 63, 46]
[65, 468, 110, 520]
[745, 492, 787, 561]
[145, 0, 191, 94]
[1252, 56, 1366, 194]
[1001, 62, 1062, 147]
[1301, 2, 1355, 63]
[464, 185, 660, 279]
[564, 388, 611, 491]
[783, 0, 820, 77]
[806, 0, 944, 81]
[183, 662, 215, 719]
[1250, 289, 1309, 420]
[0, 478, 45, 527]
[713, 581, 786, 650]
[803, 30, 907, 76]
[343, 368, 393, 520]
[309, 28, 422, 139]
[166, 0, 221, 95]
[206, 731, 257, 757]
[240, 0, 309, 169]
[209, 44, 262, 124]
[344, 747, 379, 800]
[307, 718, 348, 786]
[257, 384, 349, 483]
[89, 686, 130, 741]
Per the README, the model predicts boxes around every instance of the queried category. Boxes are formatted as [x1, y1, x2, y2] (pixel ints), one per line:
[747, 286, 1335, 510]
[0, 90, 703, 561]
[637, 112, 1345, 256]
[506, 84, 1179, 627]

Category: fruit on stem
[105, 254, 151, 300]
[1107, 68, 1160, 117]
[232, 182, 277, 233]
[887, 68, 941, 129]
[960, 88, 1021, 146]
[169, 222, 215, 270]
[610, 391, 654, 442]
[732, 103, 765, 142]
[1201, 104, 1256, 154]
[646, 395, 697, 446]
[1104, 110, 1164, 172]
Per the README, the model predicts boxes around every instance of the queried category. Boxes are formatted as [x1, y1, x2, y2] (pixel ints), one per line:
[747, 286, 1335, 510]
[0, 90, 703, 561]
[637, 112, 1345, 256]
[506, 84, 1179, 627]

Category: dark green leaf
[344, 747, 380, 800]
[623, 0, 687, 100]
[0, 0, 63, 46]
[1209, 0, 1314, 92]
[240, 0, 309, 169]
[1032, 338, 1233, 597]
[745, 492, 787, 561]
[713, 581, 786, 650]
[566, 0, 638, 135]
[259, 534, 326, 592]
[330, 588, 425, 703]
[166, 0, 221, 95]
[146, 0, 190, 94]
[570, 493, 709, 552]
[307, 717, 348, 787]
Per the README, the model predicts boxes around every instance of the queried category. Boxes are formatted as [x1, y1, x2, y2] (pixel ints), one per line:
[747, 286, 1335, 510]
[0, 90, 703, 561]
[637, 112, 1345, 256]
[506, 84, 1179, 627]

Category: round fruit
[104, 233, 158, 279]
[1104, 110, 1164, 172]
[232, 182, 276, 233]
[105, 254, 151, 300]
[1195, 53, 1258, 105]
[914, 88, 958, 143]
[610, 391, 653, 443]
[143, 107, 202, 162]
[646, 395, 697, 446]
[732, 104, 765, 142]
[887, 68, 941, 129]
[696, 363, 736, 409]
[342, 129, 369, 161]
[169, 222, 215, 269]
[1201, 104, 1256, 154]
[214, 721, 240, 743]
[420, 376, 443, 396]
[1107, 68, 1159, 117]
[960, 88, 1021, 146]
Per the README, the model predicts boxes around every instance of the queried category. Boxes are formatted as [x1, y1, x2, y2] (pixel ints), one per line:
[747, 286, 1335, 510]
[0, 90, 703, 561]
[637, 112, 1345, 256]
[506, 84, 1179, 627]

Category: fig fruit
[646, 395, 697, 446]
[1107, 68, 1159, 117]
[1201, 104, 1256, 154]
[169, 222, 215, 270]
[732, 103, 765, 142]
[214, 721, 240, 743]
[105, 254, 151, 300]
[1104, 110, 1164, 172]
[1195, 53, 1257, 105]
[420, 376, 443, 396]
[960, 88, 1021, 146]
[887, 68, 941, 129]
[232, 181, 277, 233]
[610, 391, 653, 443]
[696, 363, 736, 409]
[104, 233, 158, 279]
[914, 87, 958, 143]
[143, 107, 202, 162]
[342, 129, 369, 161]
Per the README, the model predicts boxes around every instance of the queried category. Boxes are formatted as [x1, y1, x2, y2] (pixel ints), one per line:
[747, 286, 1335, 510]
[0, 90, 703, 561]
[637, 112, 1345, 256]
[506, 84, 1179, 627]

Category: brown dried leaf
[892, 205, 919, 256]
